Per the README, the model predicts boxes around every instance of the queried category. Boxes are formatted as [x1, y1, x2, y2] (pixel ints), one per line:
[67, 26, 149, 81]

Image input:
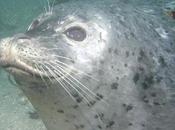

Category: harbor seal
[0, 0, 175, 130]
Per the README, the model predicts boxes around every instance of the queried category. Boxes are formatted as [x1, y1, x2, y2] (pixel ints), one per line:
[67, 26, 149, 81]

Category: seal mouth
[3, 61, 53, 78]
[4, 66, 33, 76]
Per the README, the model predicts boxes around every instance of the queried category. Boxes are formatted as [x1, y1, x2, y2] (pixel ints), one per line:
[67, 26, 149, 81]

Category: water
[0, 0, 175, 130]
[0, 1, 49, 129]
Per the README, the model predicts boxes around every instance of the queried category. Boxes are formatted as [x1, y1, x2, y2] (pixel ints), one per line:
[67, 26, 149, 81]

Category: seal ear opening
[64, 26, 87, 42]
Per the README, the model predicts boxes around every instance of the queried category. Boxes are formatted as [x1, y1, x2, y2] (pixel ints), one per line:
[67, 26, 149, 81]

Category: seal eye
[64, 26, 86, 41]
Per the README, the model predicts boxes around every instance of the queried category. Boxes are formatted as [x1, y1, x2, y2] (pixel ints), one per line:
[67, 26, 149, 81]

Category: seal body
[0, 0, 175, 130]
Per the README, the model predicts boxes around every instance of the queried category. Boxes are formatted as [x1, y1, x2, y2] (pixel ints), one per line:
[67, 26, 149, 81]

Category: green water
[0, 0, 175, 130]
[0, 1, 49, 129]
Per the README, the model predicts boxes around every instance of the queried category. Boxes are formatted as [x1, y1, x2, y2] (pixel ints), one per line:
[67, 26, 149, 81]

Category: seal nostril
[27, 19, 40, 31]
[64, 26, 86, 42]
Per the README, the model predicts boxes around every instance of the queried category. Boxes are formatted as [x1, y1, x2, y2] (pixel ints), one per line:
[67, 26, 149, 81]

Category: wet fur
[1, 0, 175, 130]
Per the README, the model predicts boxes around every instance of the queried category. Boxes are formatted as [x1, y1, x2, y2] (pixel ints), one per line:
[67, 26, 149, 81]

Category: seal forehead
[54, 15, 109, 60]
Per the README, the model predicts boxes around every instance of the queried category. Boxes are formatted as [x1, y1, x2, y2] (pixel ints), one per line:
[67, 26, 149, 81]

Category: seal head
[0, 0, 175, 130]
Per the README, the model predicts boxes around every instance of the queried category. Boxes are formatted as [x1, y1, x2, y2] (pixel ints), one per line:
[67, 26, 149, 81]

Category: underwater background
[0, 1, 48, 129]
[0, 0, 174, 130]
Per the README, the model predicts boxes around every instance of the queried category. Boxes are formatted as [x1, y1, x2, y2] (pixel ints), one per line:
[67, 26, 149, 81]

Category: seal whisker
[22, 51, 98, 81]
[34, 63, 50, 87]
[54, 59, 99, 82]
[41, 47, 65, 51]
[49, 61, 108, 106]
[46, 0, 52, 14]
[20, 51, 74, 61]
[43, 3, 48, 14]
[48, 61, 100, 102]
[19, 49, 103, 104]
[54, 61, 108, 105]
[41, 62, 79, 102]
[46, 0, 50, 14]
[52, 55, 74, 61]
[51, 0, 55, 14]
[34, 57, 108, 106]
[37, 63, 54, 83]
[45, 62, 93, 104]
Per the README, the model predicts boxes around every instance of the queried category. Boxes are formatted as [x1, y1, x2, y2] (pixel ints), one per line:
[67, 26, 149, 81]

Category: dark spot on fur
[151, 92, 157, 97]
[123, 104, 133, 112]
[156, 76, 163, 83]
[72, 92, 83, 103]
[74, 124, 85, 129]
[57, 109, 64, 113]
[98, 113, 104, 120]
[125, 51, 130, 57]
[94, 114, 98, 119]
[128, 122, 133, 126]
[158, 56, 166, 67]
[116, 77, 119, 80]
[141, 124, 145, 127]
[76, 97, 83, 103]
[142, 82, 149, 89]
[88, 100, 96, 106]
[156, 127, 161, 130]
[97, 125, 102, 129]
[80, 124, 85, 128]
[96, 93, 104, 100]
[114, 49, 118, 55]
[124, 63, 128, 67]
[138, 49, 146, 62]
[142, 75, 154, 89]
[106, 121, 115, 128]
[111, 82, 118, 89]
[28, 111, 39, 119]
[130, 32, 135, 38]
[153, 101, 161, 106]
[133, 73, 140, 84]
[138, 66, 144, 71]
[65, 119, 69, 122]
[126, 105, 133, 111]
[73, 105, 79, 109]
[122, 103, 126, 107]
[71, 60, 75, 64]
[139, 49, 145, 57]
[132, 52, 135, 56]
[142, 95, 149, 103]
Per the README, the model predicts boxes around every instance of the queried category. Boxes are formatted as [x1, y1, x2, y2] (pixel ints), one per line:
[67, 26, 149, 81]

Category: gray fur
[0, 0, 175, 130]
